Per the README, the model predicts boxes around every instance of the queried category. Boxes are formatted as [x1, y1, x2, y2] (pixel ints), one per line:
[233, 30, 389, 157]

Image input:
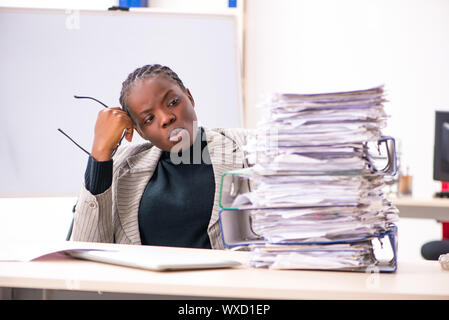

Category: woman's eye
[168, 97, 179, 107]
[144, 115, 154, 124]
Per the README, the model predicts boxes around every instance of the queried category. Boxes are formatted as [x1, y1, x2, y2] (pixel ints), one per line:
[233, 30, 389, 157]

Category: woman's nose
[161, 112, 176, 128]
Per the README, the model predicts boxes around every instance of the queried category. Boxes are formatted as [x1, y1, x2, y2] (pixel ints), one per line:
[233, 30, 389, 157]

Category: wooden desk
[393, 197, 449, 220]
[0, 244, 448, 300]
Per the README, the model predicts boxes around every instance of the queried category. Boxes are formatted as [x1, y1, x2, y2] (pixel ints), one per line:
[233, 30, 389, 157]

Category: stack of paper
[248, 204, 397, 244]
[250, 243, 376, 270]
[231, 174, 386, 209]
[247, 227, 397, 271]
[219, 85, 399, 272]
[245, 85, 388, 174]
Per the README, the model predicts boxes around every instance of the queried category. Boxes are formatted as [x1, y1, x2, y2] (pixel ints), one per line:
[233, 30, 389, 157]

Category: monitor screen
[434, 111, 449, 182]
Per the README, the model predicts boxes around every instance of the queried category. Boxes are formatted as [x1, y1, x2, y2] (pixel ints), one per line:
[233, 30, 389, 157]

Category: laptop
[66, 246, 242, 271]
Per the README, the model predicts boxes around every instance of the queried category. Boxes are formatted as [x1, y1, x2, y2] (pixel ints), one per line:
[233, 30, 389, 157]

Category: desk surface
[393, 197, 449, 220]
[0, 243, 448, 300]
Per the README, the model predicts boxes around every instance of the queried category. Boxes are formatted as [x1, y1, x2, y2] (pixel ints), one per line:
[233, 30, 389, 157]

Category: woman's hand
[91, 107, 134, 161]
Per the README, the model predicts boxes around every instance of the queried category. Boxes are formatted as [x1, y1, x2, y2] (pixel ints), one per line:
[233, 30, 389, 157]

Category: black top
[84, 127, 215, 249]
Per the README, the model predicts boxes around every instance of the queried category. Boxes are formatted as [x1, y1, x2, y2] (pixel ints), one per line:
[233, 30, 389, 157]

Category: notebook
[66, 247, 242, 271]
[0, 241, 242, 272]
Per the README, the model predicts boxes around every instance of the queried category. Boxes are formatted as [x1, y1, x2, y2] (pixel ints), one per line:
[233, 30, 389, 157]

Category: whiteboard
[0, 7, 242, 196]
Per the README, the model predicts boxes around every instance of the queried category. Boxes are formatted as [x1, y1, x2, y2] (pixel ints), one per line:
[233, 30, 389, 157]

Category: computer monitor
[425, 111, 449, 254]
[434, 111, 449, 184]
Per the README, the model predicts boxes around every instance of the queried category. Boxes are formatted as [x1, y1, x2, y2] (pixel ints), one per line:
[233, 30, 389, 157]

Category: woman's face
[126, 76, 198, 152]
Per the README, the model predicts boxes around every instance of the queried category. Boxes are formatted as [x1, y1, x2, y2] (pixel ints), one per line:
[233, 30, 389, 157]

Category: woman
[70, 64, 250, 249]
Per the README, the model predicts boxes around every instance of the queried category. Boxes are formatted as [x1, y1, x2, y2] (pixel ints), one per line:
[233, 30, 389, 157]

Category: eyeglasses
[58, 95, 125, 158]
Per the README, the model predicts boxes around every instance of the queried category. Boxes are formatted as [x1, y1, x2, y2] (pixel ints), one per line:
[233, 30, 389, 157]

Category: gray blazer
[70, 127, 251, 249]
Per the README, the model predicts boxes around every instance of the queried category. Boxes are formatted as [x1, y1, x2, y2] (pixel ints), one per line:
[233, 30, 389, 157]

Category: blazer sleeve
[69, 144, 133, 243]
[70, 184, 115, 243]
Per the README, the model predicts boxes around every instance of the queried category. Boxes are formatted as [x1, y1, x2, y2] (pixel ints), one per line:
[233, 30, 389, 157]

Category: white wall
[244, 0, 449, 198]
[0, 197, 75, 242]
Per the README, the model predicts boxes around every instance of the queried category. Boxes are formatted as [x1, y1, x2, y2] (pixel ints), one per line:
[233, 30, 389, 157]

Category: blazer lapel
[205, 128, 245, 233]
[115, 145, 162, 244]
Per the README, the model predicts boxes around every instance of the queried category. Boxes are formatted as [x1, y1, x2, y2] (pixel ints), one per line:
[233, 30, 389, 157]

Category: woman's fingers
[91, 108, 134, 161]
[125, 127, 134, 143]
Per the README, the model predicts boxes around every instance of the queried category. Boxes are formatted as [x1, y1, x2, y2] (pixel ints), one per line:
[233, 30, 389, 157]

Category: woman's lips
[169, 127, 186, 142]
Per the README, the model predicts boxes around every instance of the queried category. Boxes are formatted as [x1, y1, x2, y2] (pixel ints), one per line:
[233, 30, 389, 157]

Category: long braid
[119, 64, 186, 115]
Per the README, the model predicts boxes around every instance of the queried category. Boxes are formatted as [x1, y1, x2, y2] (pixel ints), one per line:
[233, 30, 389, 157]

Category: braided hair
[119, 64, 186, 116]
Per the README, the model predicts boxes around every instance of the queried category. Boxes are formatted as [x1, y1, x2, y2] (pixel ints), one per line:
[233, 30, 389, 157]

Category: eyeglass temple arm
[57, 128, 91, 156]
[73, 95, 110, 108]
[58, 95, 124, 157]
